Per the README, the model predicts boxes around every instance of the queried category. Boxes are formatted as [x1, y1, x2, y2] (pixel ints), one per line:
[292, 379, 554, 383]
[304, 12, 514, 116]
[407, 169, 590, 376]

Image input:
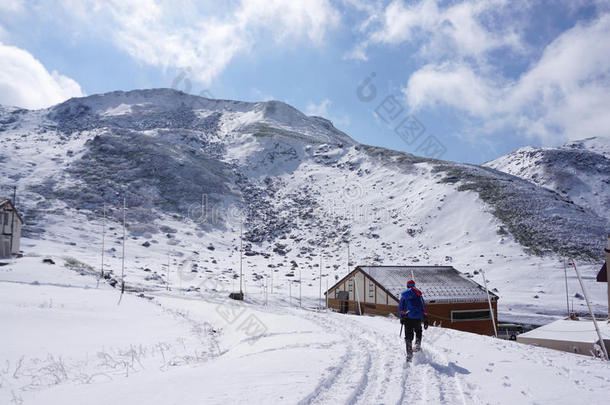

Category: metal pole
[479, 268, 497, 337]
[347, 241, 350, 271]
[563, 258, 570, 316]
[354, 274, 362, 315]
[240, 222, 243, 294]
[605, 235, 610, 320]
[326, 277, 329, 311]
[571, 259, 609, 360]
[118, 197, 126, 304]
[201, 194, 205, 223]
[319, 255, 322, 310]
[98, 203, 106, 288]
[9, 186, 16, 256]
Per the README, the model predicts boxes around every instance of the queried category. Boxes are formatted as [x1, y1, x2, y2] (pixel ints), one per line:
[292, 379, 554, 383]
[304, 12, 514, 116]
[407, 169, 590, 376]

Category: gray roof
[358, 266, 497, 304]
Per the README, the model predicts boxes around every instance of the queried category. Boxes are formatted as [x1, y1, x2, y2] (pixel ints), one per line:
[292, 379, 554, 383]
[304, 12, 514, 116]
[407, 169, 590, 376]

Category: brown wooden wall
[327, 298, 498, 336]
[426, 301, 498, 336]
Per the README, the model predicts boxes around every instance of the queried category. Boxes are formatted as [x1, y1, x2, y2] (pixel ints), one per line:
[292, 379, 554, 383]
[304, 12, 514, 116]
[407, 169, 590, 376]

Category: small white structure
[0, 199, 24, 257]
[517, 318, 610, 357]
[518, 235, 610, 358]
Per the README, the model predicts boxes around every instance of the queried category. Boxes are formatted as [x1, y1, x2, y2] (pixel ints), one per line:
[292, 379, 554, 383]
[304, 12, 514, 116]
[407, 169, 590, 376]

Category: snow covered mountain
[485, 137, 610, 226]
[2, 89, 610, 404]
[0, 89, 608, 323]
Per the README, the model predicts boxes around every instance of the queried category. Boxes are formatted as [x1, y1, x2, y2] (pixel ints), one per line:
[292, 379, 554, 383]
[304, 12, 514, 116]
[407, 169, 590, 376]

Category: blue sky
[1, 0, 609, 164]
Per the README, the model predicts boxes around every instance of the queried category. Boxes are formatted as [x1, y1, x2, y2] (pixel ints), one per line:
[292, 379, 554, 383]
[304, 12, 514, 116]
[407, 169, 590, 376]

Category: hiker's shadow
[427, 360, 471, 376]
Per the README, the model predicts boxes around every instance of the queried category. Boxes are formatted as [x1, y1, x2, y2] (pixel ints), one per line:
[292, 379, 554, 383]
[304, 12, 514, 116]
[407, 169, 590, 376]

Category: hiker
[399, 279, 429, 361]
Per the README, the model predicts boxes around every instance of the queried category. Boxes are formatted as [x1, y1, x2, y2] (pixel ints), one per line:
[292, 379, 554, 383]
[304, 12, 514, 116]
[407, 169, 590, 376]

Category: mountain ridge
[485, 137, 610, 225]
[0, 89, 606, 262]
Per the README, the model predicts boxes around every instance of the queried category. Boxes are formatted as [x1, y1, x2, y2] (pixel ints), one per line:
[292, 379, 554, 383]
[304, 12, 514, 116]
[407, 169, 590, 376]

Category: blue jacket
[398, 287, 427, 319]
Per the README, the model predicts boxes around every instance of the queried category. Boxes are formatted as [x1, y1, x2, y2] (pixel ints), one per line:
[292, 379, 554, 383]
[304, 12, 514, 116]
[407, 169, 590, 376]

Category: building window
[451, 309, 491, 322]
[369, 283, 374, 298]
[348, 279, 353, 292]
[2, 212, 8, 226]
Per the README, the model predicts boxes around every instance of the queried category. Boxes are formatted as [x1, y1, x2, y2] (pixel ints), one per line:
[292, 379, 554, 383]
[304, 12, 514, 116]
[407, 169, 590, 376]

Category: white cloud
[306, 98, 351, 129]
[405, 63, 496, 117]
[0, 42, 84, 109]
[59, 0, 340, 84]
[350, 0, 524, 61]
[306, 98, 332, 117]
[403, 14, 610, 142]
[0, 0, 24, 14]
[252, 88, 275, 101]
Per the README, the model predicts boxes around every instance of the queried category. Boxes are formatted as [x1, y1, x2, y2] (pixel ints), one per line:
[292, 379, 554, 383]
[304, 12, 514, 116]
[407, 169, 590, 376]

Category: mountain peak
[40, 88, 355, 146]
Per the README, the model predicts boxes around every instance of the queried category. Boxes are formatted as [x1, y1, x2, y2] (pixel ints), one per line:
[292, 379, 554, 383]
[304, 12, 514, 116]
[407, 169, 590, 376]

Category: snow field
[2, 257, 609, 404]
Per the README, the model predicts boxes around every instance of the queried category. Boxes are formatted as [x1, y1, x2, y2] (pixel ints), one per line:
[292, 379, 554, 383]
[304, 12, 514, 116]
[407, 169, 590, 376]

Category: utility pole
[240, 221, 243, 294]
[118, 197, 126, 305]
[347, 240, 350, 271]
[265, 274, 268, 306]
[480, 268, 497, 337]
[201, 194, 205, 224]
[354, 274, 362, 315]
[97, 203, 106, 288]
[167, 252, 171, 291]
[319, 255, 323, 310]
[8, 186, 16, 256]
[326, 277, 329, 311]
[571, 259, 609, 360]
[563, 258, 570, 316]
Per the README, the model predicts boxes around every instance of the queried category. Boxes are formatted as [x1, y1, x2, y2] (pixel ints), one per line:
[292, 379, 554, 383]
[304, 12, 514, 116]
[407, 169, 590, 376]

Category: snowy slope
[485, 137, 610, 225]
[1, 260, 609, 404]
[0, 88, 608, 325]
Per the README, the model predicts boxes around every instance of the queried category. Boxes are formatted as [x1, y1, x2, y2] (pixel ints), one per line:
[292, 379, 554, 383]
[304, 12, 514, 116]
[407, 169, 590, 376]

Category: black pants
[402, 318, 422, 352]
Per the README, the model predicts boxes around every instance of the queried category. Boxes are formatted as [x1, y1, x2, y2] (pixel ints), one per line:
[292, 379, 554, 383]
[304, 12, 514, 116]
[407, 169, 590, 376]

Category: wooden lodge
[325, 265, 499, 336]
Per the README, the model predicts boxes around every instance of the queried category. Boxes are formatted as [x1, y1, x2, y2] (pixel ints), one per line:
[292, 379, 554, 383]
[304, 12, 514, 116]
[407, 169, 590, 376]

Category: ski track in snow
[398, 326, 445, 405]
[296, 312, 373, 405]
[417, 333, 478, 405]
[294, 310, 481, 405]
